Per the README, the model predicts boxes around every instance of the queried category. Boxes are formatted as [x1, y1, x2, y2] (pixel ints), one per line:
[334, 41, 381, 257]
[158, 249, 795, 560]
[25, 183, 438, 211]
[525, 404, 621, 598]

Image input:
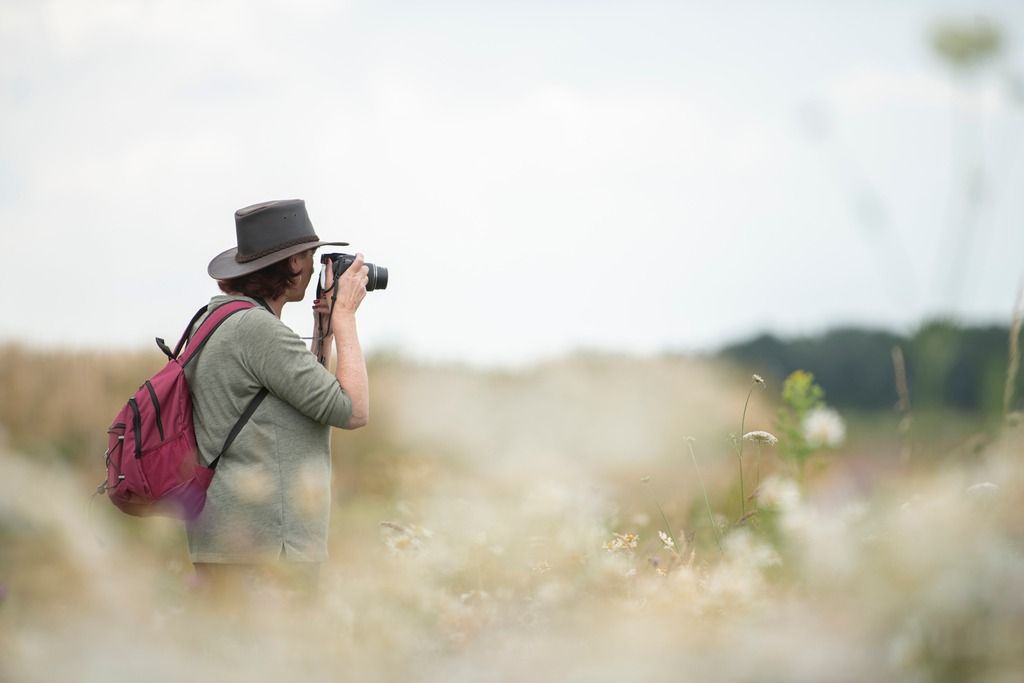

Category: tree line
[717, 321, 1020, 414]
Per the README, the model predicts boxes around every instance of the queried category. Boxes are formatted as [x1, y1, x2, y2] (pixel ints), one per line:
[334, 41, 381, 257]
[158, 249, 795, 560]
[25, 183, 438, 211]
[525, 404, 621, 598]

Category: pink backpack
[100, 300, 268, 520]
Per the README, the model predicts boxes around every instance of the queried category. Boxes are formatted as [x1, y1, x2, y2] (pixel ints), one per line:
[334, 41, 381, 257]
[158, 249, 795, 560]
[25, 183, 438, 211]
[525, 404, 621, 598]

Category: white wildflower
[743, 430, 779, 446]
[658, 530, 675, 550]
[756, 476, 801, 512]
[752, 374, 765, 385]
[802, 407, 846, 448]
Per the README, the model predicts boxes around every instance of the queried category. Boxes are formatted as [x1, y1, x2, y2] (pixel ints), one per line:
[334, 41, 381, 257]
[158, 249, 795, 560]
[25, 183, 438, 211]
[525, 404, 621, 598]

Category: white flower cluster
[743, 430, 779, 446]
[802, 407, 846, 448]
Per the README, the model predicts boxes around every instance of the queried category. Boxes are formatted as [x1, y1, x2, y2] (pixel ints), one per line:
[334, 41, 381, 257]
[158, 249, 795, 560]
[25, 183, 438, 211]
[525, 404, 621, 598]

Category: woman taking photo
[185, 198, 369, 603]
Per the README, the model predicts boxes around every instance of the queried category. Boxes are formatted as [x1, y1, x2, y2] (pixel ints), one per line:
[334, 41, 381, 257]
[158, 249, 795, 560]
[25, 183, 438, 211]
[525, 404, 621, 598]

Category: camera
[317, 252, 389, 297]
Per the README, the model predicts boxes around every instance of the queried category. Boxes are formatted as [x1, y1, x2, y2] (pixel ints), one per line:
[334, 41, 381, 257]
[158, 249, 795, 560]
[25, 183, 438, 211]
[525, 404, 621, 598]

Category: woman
[184, 199, 369, 603]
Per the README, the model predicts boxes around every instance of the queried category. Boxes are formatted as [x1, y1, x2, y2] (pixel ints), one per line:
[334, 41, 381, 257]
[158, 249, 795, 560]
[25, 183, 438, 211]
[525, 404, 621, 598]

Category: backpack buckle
[155, 337, 174, 360]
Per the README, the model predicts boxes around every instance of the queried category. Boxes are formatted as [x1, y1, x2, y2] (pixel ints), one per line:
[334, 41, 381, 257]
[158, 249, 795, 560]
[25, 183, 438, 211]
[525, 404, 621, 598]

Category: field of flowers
[1, 346, 1022, 682]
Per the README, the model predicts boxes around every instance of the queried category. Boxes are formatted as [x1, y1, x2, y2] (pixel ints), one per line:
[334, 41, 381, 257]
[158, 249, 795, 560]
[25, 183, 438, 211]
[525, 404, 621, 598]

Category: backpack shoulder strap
[169, 305, 211, 359]
[178, 300, 259, 367]
[208, 387, 270, 470]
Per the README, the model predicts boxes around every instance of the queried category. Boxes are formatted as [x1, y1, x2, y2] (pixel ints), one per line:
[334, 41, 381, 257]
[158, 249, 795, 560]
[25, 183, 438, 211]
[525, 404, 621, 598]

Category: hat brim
[208, 240, 349, 280]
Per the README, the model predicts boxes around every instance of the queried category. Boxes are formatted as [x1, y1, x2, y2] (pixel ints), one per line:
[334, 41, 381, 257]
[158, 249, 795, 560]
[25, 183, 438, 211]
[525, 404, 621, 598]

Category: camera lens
[368, 265, 389, 291]
[320, 252, 388, 292]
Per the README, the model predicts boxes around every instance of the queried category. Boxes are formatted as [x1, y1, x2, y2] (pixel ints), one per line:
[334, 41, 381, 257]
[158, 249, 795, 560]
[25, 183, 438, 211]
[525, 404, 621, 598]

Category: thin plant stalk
[687, 439, 723, 552]
[754, 443, 762, 497]
[643, 478, 679, 553]
[891, 345, 913, 464]
[1003, 286, 1023, 418]
[735, 440, 746, 517]
[735, 384, 756, 516]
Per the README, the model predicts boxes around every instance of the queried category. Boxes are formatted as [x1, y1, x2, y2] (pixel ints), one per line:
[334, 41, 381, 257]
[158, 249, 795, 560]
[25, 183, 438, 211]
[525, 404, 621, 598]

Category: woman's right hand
[331, 253, 369, 319]
[327, 254, 370, 427]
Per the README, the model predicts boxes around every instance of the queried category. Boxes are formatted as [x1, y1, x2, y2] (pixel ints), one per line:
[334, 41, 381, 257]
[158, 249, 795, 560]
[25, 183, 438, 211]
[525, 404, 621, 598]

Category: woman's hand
[312, 254, 368, 322]
[321, 254, 369, 428]
[331, 253, 369, 316]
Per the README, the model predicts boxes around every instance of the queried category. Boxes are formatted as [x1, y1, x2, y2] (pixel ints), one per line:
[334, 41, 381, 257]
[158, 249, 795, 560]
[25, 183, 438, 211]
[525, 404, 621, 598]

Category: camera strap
[315, 277, 340, 366]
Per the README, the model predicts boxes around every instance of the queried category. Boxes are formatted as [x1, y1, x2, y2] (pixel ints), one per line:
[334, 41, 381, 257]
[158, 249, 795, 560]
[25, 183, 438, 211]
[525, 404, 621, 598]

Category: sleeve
[235, 309, 353, 428]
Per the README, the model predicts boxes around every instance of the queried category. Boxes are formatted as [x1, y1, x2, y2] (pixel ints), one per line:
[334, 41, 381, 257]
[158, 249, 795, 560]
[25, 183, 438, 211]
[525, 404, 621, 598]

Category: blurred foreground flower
[380, 521, 432, 553]
[756, 476, 801, 512]
[723, 529, 781, 569]
[802, 407, 846, 448]
[530, 560, 552, 575]
[603, 532, 639, 554]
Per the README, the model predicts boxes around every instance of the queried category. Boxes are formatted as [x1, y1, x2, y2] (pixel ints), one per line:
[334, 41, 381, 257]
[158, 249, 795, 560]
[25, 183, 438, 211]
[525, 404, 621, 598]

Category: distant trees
[719, 321, 1020, 414]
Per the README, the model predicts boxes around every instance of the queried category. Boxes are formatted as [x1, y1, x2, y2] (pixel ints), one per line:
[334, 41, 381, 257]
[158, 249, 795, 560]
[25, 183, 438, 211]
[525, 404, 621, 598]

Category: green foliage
[775, 370, 825, 468]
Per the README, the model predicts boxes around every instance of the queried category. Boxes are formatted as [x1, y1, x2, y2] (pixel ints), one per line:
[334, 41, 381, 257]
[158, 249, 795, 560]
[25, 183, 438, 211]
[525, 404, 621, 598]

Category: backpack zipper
[104, 424, 127, 490]
[127, 398, 143, 458]
[143, 380, 165, 441]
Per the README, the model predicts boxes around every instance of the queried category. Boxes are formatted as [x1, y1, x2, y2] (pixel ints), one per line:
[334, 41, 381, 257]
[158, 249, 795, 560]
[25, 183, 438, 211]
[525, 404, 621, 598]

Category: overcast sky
[2, 0, 1023, 365]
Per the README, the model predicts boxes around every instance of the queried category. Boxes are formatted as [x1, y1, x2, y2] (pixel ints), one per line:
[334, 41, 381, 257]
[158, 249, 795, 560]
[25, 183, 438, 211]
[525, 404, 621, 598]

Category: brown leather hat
[207, 199, 348, 279]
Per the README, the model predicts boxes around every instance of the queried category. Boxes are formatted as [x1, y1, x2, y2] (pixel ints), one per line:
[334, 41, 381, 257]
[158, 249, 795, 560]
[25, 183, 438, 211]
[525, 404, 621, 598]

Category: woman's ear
[290, 248, 315, 269]
[288, 252, 306, 273]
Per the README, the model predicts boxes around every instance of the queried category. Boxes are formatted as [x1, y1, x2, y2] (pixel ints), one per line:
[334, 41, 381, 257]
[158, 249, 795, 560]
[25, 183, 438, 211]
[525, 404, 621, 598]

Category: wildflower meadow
[2, 344, 1023, 682]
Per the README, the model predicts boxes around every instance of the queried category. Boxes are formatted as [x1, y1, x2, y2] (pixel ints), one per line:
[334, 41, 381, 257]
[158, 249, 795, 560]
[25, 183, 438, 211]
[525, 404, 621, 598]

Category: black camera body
[318, 252, 389, 297]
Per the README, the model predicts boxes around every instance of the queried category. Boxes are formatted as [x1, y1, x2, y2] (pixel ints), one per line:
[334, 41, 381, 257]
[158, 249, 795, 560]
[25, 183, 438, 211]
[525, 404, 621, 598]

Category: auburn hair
[218, 257, 302, 301]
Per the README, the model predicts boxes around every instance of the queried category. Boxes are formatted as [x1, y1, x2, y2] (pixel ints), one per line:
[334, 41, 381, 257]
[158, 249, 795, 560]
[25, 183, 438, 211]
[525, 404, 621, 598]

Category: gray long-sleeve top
[183, 294, 352, 563]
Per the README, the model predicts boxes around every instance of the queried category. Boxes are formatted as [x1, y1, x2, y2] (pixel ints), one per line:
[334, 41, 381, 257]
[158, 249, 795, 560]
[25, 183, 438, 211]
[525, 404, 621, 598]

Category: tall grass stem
[687, 440, 723, 553]
[891, 345, 913, 464]
[644, 480, 680, 553]
[736, 386, 755, 516]
[1003, 286, 1023, 418]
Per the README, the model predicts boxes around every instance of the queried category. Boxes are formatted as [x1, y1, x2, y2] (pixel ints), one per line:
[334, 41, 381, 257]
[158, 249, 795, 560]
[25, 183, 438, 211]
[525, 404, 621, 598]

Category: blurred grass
[2, 344, 1023, 681]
